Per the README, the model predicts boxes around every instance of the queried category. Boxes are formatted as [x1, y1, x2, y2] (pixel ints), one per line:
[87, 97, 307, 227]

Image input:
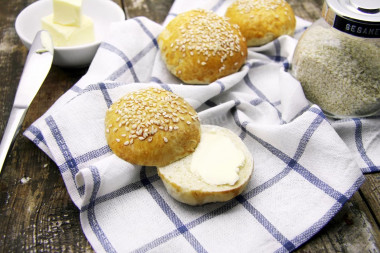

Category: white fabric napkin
[24, 0, 379, 252]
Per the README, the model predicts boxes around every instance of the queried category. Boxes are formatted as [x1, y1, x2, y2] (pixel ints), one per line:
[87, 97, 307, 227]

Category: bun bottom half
[157, 125, 254, 205]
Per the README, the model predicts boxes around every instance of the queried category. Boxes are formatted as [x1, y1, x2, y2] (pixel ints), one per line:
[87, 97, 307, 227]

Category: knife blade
[0, 30, 54, 174]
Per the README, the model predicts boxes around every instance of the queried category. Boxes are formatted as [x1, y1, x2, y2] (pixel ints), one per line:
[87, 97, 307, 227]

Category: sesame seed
[136, 129, 143, 136]
[163, 137, 168, 143]
[168, 9, 243, 70]
[233, 0, 286, 15]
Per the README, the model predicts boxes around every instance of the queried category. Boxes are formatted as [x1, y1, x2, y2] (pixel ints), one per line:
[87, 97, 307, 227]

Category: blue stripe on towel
[211, 0, 225, 12]
[58, 145, 111, 173]
[100, 42, 139, 82]
[133, 18, 159, 48]
[353, 118, 377, 173]
[150, 76, 163, 84]
[80, 174, 160, 212]
[215, 80, 225, 94]
[88, 166, 117, 253]
[99, 82, 113, 108]
[273, 40, 284, 62]
[236, 195, 296, 251]
[158, 83, 173, 92]
[140, 167, 208, 253]
[27, 125, 47, 146]
[243, 75, 285, 124]
[46, 116, 79, 180]
[101, 18, 160, 82]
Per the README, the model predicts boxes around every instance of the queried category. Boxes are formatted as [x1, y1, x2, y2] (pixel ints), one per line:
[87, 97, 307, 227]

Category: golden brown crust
[225, 0, 296, 46]
[158, 9, 247, 84]
[105, 87, 201, 167]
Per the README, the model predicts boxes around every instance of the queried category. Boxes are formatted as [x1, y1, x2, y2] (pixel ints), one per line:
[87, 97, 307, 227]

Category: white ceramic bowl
[15, 0, 125, 68]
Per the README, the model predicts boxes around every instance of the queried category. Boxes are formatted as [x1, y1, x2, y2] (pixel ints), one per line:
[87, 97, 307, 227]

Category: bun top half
[105, 87, 201, 167]
[158, 9, 247, 84]
[225, 0, 296, 46]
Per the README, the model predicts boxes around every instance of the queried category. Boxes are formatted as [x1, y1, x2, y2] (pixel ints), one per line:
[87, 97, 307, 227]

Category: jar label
[333, 15, 380, 38]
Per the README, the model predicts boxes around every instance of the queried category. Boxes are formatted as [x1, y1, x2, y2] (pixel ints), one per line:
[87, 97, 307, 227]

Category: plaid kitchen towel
[24, 0, 379, 252]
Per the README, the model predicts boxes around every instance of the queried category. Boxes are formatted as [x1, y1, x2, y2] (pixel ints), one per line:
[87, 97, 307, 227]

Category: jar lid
[322, 0, 380, 38]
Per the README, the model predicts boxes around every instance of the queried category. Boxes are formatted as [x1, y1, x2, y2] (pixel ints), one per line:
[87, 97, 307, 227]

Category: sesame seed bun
[158, 9, 247, 84]
[225, 0, 296, 47]
[105, 87, 201, 167]
[158, 125, 254, 205]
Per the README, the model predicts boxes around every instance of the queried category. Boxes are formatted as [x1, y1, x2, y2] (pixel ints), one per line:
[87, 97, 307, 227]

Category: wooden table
[0, 0, 379, 252]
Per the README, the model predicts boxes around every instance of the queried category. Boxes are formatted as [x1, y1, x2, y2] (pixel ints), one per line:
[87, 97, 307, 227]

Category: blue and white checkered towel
[24, 0, 379, 252]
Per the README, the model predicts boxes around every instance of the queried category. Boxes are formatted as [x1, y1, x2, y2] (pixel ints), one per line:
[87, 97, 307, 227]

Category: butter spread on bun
[190, 130, 245, 185]
[158, 9, 247, 84]
[105, 87, 201, 167]
[158, 125, 254, 205]
[225, 0, 296, 46]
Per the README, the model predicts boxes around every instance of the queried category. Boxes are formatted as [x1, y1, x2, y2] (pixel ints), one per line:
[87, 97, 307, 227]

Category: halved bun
[225, 0, 296, 46]
[105, 87, 201, 167]
[158, 125, 254, 205]
[158, 9, 247, 84]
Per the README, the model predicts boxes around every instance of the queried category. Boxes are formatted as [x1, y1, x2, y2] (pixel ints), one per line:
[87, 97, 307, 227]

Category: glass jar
[291, 0, 380, 118]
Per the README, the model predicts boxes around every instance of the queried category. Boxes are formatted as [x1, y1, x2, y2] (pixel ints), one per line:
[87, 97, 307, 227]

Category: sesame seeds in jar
[291, 0, 380, 118]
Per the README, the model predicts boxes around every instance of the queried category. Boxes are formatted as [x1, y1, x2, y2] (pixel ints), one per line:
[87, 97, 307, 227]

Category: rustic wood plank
[359, 174, 380, 227]
[122, 0, 174, 23]
[288, 0, 323, 22]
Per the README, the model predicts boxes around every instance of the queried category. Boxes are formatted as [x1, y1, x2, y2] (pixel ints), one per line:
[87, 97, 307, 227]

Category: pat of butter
[53, 0, 83, 26]
[41, 14, 95, 47]
[191, 130, 245, 186]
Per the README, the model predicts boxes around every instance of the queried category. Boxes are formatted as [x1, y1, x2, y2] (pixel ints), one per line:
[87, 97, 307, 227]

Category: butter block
[41, 14, 95, 47]
[53, 0, 83, 26]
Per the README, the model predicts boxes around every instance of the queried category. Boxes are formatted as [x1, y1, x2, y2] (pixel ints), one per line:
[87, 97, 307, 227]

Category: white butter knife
[0, 30, 54, 173]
